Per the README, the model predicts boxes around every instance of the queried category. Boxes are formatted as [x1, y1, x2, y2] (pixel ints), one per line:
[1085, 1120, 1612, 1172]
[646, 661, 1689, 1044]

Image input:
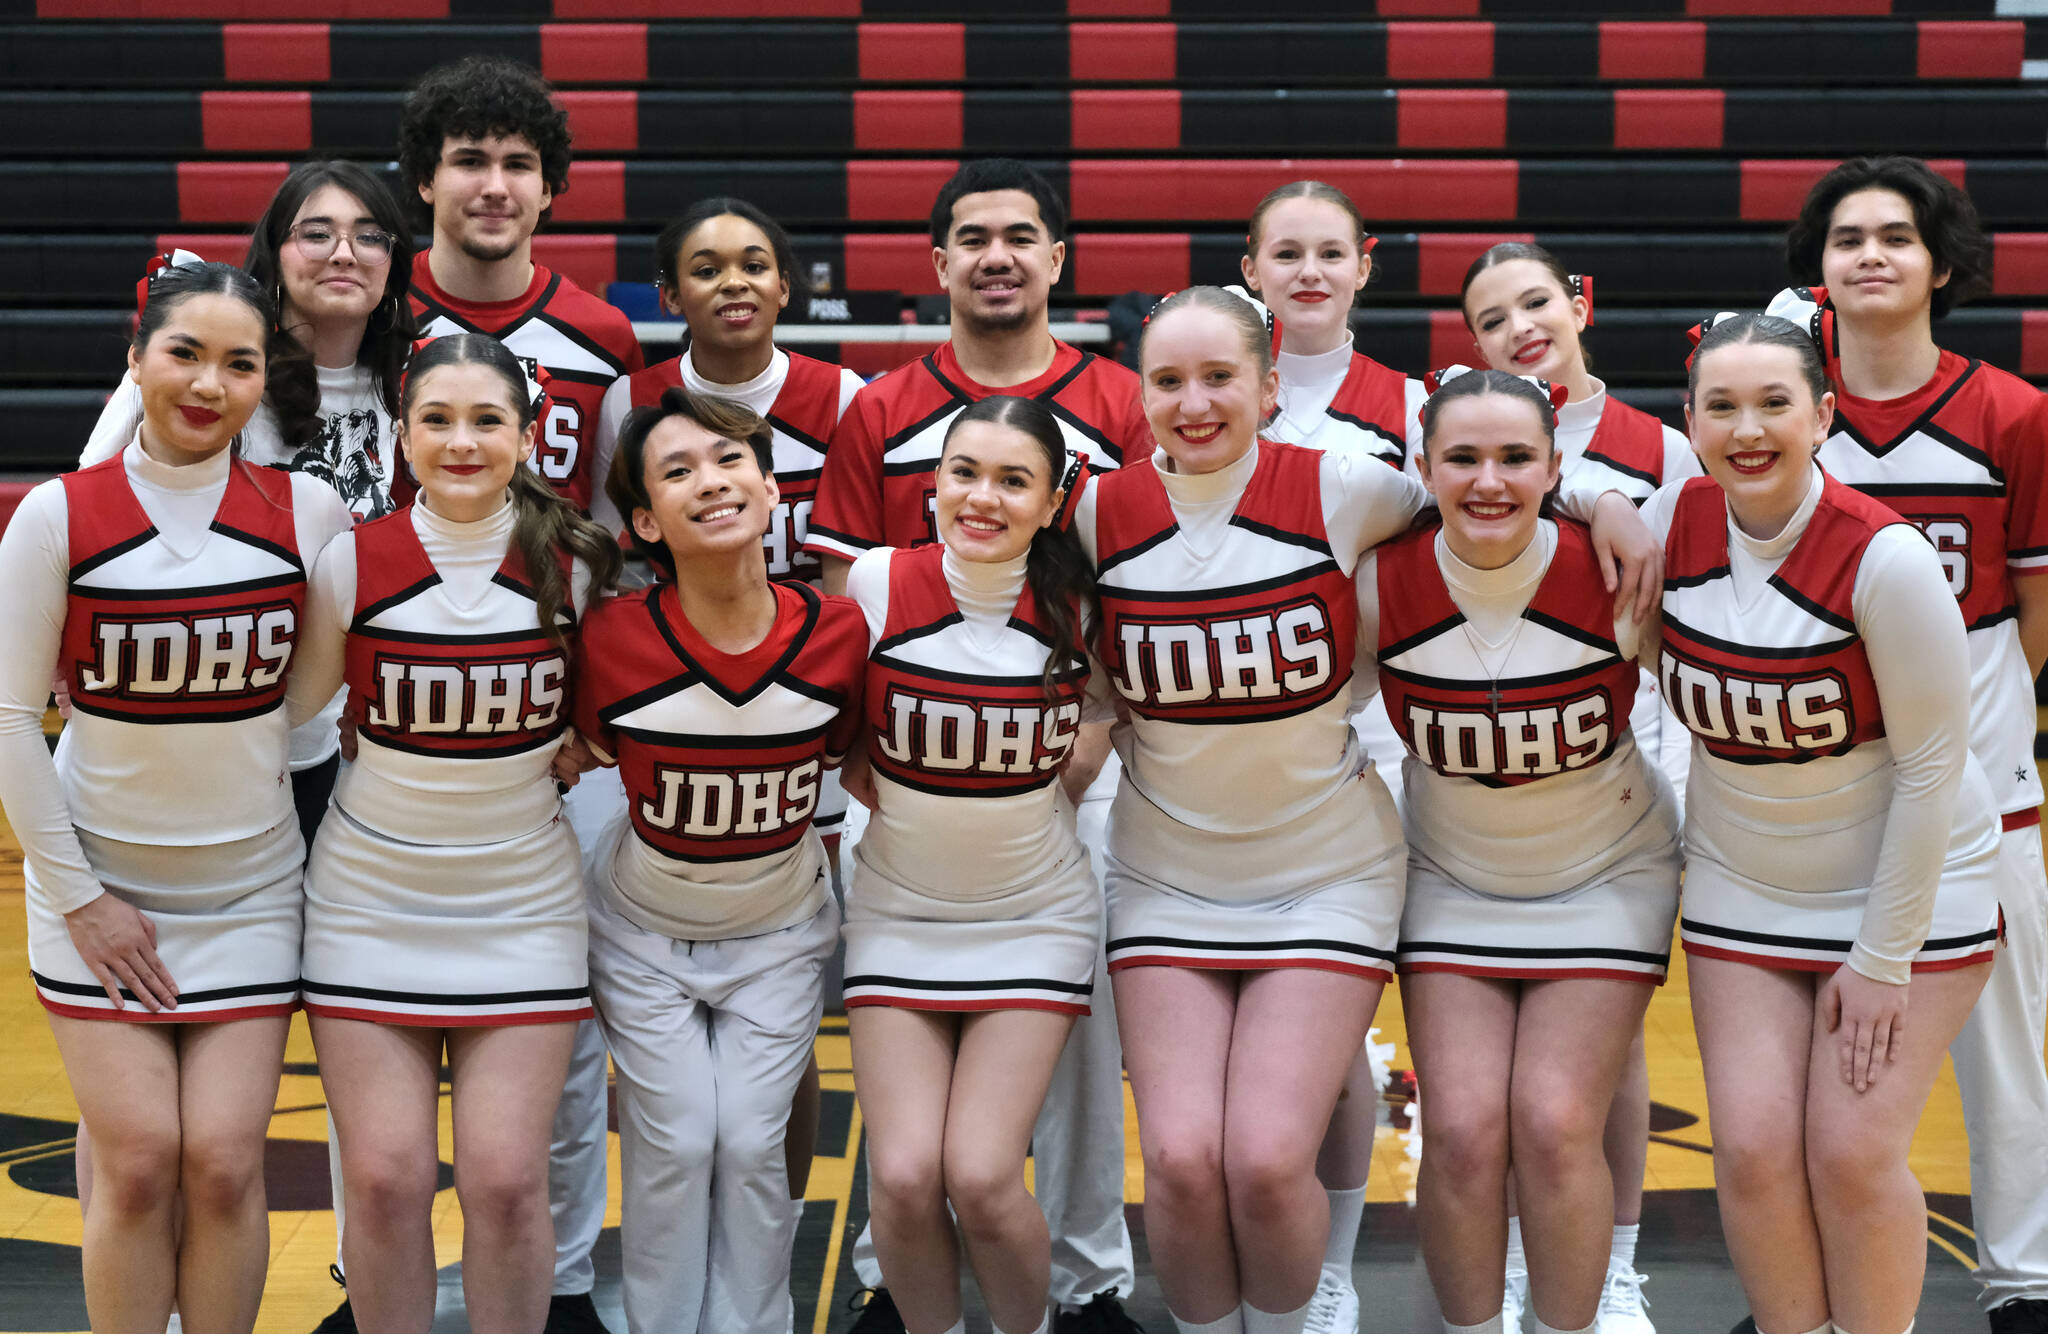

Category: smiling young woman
[0, 261, 353, 1334]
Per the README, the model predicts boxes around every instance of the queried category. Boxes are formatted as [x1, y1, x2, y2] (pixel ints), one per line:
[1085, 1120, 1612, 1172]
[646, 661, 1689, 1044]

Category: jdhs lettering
[876, 692, 1081, 774]
[80, 607, 296, 696]
[1660, 653, 1849, 751]
[1403, 696, 1611, 776]
[640, 759, 823, 835]
[1108, 604, 1333, 703]
[365, 657, 566, 734]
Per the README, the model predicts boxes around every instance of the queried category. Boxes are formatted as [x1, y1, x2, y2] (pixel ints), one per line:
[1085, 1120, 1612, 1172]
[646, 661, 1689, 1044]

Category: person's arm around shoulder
[1320, 446, 1430, 571]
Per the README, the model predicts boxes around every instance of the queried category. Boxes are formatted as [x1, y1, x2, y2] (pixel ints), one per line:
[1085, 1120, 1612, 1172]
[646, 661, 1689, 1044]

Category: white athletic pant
[849, 779, 1138, 1307]
[551, 770, 630, 1296]
[1950, 824, 2048, 1310]
[589, 889, 838, 1334]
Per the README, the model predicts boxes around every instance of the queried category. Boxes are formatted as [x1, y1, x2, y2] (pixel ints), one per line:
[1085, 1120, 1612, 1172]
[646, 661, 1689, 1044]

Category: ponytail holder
[1052, 455, 1091, 533]
[1569, 273, 1593, 327]
[1764, 284, 1838, 365]
[135, 248, 206, 318]
[1423, 363, 1569, 423]
[1220, 285, 1284, 363]
[1362, 233, 1380, 256]
[1683, 310, 1744, 370]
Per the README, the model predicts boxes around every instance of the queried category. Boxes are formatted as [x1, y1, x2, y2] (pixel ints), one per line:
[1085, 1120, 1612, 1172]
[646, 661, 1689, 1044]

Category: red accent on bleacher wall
[1740, 158, 1964, 222]
[1417, 232, 1531, 297]
[43, 0, 438, 12]
[859, 23, 965, 82]
[557, 92, 638, 153]
[1071, 92, 1180, 150]
[1069, 160, 1515, 224]
[554, 0, 854, 13]
[854, 92, 964, 152]
[1428, 309, 1475, 372]
[1994, 235, 2048, 298]
[1689, 0, 1887, 13]
[1379, 0, 1482, 16]
[1385, 22, 1495, 83]
[201, 92, 312, 153]
[177, 162, 290, 225]
[1070, 23, 1176, 81]
[1072, 234, 1190, 296]
[542, 24, 647, 84]
[549, 161, 624, 225]
[1612, 90, 1724, 150]
[222, 24, 330, 83]
[848, 162, 961, 222]
[156, 233, 254, 265]
[2022, 311, 2048, 379]
[1598, 22, 1705, 82]
[1397, 90, 1506, 150]
[844, 235, 937, 294]
[840, 343, 919, 379]
[531, 236, 618, 294]
[1917, 22, 2024, 80]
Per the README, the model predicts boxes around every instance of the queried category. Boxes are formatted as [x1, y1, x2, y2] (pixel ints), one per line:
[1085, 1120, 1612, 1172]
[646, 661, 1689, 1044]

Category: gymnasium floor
[0, 811, 2015, 1334]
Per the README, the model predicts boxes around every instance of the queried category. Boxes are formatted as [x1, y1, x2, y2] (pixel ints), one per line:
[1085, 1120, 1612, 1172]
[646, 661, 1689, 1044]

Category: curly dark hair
[1785, 156, 1989, 320]
[929, 158, 1067, 248]
[397, 56, 572, 219]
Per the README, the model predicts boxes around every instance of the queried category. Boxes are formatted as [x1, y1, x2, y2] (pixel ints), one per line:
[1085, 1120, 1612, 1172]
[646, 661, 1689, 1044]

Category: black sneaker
[1991, 1299, 2048, 1334]
[1728, 1319, 1758, 1334]
[845, 1287, 906, 1334]
[1056, 1290, 1146, 1334]
[544, 1291, 615, 1334]
[310, 1265, 355, 1334]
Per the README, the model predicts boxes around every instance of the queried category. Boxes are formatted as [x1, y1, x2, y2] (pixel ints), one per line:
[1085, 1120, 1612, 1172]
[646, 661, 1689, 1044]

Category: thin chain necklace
[1459, 616, 1530, 711]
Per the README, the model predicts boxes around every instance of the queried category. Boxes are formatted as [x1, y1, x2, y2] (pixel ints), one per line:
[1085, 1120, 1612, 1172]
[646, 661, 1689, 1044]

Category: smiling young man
[810, 159, 1151, 1334]
[1788, 156, 2048, 1334]
[398, 56, 643, 515]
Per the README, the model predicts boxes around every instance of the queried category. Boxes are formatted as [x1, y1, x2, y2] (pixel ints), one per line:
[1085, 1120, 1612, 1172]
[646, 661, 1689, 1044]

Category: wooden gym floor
[0, 805, 2029, 1333]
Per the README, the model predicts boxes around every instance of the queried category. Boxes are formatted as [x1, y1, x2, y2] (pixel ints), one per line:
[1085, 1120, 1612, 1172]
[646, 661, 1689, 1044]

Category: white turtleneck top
[1268, 336, 1427, 466]
[846, 543, 1097, 898]
[0, 439, 351, 914]
[1643, 466, 1994, 984]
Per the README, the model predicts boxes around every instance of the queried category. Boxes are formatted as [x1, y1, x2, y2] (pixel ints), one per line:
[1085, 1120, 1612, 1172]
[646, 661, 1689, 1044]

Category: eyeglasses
[288, 223, 397, 266]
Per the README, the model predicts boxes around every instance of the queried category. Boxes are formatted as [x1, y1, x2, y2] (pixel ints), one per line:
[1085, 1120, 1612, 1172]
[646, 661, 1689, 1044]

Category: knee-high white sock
[1444, 1317, 1504, 1334]
[937, 1322, 967, 1334]
[1242, 1299, 1311, 1334]
[1532, 1319, 1594, 1334]
[1323, 1184, 1368, 1281]
[1505, 1216, 1527, 1275]
[1609, 1222, 1639, 1271]
[1172, 1310, 1245, 1334]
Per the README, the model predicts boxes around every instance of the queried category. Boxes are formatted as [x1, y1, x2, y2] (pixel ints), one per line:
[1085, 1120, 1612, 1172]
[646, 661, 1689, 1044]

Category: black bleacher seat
[5, 156, 2045, 230]
[0, 19, 2029, 88]
[0, 0, 2015, 18]
[7, 87, 2045, 157]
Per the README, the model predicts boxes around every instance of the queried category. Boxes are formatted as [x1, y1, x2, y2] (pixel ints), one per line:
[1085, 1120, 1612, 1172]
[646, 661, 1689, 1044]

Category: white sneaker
[1305, 1269, 1361, 1334]
[1596, 1266, 1654, 1334]
[1502, 1265, 1529, 1332]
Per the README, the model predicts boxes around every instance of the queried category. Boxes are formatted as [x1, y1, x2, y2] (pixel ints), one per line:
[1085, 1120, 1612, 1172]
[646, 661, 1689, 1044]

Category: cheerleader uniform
[292, 501, 594, 1026]
[0, 440, 350, 1020]
[572, 579, 866, 1334]
[1650, 468, 2000, 980]
[1077, 439, 1428, 977]
[1367, 519, 1680, 981]
[839, 542, 1101, 1013]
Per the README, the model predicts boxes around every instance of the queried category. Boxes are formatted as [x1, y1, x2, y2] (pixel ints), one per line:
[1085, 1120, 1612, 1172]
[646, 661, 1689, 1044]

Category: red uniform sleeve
[806, 387, 888, 560]
[2006, 391, 2048, 578]
[819, 597, 869, 764]
[571, 605, 620, 763]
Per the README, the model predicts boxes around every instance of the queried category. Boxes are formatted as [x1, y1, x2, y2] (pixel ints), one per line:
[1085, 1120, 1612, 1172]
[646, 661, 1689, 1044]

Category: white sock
[1505, 1216, 1527, 1275]
[1828, 1325, 1908, 1334]
[1532, 1320, 1594, 1334]
[1171, 1311, 1244, 1334]
[1242, 1300, 1312, 1334]
[994, 1313, 1049, 1334]
[1444, 1317, 1504, 1334]
[1323, 1184, 1368, 1281]
[1610, 1222, 1639, 1271]
[938, 1322, 967, 1334]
